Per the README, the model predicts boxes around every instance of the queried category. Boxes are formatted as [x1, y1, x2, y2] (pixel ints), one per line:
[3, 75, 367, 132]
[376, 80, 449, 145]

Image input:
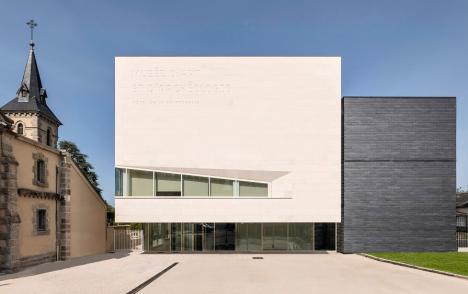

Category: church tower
[1, 21, 61, 147]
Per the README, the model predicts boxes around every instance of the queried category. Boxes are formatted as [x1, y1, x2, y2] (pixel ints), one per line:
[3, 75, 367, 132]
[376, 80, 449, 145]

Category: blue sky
[0, 0, 467, 204]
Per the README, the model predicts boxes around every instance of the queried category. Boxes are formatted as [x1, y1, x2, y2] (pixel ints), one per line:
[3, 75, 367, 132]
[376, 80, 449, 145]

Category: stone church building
[0, 40, 106, 273]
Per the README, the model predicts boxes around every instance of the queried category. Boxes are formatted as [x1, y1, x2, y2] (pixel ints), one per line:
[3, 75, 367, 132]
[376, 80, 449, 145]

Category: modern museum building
[115, 57, 456, 253]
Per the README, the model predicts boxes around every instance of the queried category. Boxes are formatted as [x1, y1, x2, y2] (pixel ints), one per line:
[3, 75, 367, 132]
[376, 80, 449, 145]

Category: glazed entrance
[143, 223, 336, 252]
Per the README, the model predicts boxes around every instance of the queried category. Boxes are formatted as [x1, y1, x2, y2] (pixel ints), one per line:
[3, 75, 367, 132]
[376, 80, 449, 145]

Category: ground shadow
[0, 251, 131, 281]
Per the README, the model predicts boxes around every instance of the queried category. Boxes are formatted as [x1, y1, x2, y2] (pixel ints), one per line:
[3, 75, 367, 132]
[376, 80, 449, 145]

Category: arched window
[37, 159, 46, 184]
[17, 123, 24, 135]
[46, 128, 51, 146]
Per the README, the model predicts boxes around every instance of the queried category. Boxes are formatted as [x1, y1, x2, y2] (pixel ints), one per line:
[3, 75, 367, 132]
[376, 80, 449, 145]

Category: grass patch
[369, 252, 468, 277]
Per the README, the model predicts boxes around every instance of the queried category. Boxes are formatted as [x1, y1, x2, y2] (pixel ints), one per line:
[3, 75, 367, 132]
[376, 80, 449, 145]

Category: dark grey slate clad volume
[339, 97, 456, 253]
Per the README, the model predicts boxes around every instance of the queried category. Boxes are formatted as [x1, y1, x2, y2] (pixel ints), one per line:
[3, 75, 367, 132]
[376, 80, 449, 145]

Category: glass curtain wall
[171, 223, 182, 251]
[236, 223, 262, 251]
[143, 223, 335, 252]
[193, 224, 203, 251]
[289, 223, 314, 250]
[203, 223, 215, 251]
[144, 223, 170, 252]
[215, 223, 235, 250]
[182, 224, 193, 252]
[263, 223, 288, 250]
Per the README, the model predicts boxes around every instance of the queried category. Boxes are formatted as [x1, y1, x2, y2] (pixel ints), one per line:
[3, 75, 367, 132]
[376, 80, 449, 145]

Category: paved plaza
[1, 252, 467, 293]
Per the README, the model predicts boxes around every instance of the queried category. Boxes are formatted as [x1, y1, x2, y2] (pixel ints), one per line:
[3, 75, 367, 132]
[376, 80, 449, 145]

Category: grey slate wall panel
[344, 98, 456, 161]
[341, 97, 456, 253]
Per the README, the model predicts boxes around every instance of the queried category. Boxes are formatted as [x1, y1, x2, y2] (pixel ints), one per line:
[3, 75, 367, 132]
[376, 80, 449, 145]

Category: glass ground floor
[143, 223, 336, 252]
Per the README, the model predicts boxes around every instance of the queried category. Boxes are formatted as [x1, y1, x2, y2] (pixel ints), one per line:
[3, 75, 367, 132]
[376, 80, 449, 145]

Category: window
[20, 85, 28, 98]
[156, 173, 181, 196]
[129, 169, 153, 196]
[210, 178, 234, 197]
[33, 153, 48, 187]
[182, 175, 208, 196]
[36, 159, 46, 184]
[17, 123, 24, 135]
[115, 168, 124, 196]
[36, 209, 46, 232]
[239, 181, 268, 197]
[46, 128, 52, 146]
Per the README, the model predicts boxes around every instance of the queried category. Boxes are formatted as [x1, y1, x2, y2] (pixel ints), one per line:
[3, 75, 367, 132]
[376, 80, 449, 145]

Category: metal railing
[457, 215, 468, 248]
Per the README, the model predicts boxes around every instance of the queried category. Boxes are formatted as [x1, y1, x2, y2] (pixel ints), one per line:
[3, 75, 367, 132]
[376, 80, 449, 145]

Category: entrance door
[215, 223, 235, 250]
[191, 223, 215, 252]
[314, 223, 336, 250]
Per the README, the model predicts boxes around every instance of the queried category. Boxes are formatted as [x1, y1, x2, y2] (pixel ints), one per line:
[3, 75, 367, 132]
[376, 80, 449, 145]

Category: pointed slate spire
[17, 44, 45, 102]
[0, 22, 61, 125]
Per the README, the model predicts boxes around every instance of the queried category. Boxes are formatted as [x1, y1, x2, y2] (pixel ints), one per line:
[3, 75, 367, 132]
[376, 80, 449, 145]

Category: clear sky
[0, 0, 467, 204]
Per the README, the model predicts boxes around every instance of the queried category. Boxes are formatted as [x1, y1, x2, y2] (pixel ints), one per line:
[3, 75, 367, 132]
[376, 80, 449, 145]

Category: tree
[105, 201, 115, 225]
[58, 140, 102, 194]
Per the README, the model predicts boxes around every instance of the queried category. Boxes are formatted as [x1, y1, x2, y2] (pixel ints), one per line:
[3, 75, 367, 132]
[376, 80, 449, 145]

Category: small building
[457, 193, 468, 215]
[0, 40, 107, 273]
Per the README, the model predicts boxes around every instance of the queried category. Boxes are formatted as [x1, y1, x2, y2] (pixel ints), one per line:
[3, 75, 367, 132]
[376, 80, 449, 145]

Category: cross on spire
[26, 19, 37, 48]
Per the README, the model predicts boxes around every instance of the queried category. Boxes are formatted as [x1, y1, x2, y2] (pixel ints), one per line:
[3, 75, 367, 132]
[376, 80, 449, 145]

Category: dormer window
[17, 123, 24, 135]
[18, 84, 29, 102]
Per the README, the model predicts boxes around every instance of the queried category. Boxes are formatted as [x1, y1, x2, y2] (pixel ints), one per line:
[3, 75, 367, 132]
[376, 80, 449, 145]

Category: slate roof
[0, 112, 13, 129]
[457, 192, 468, 208]
[1, 44, 62, 125]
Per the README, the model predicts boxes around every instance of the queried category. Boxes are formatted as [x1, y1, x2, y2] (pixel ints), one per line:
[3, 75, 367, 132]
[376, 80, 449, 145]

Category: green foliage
[58, 140, 102, 194]
[369, 252, 468, 276]
[105, 201, 115, 225]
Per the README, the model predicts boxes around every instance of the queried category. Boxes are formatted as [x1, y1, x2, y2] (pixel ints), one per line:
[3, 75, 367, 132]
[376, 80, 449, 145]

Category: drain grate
[127, 262, 178, 294]
[252, 256, 264, 259]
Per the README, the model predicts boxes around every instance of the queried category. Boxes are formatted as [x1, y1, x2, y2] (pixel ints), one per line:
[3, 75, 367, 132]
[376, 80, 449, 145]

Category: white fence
[108, 226, 144, 251]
